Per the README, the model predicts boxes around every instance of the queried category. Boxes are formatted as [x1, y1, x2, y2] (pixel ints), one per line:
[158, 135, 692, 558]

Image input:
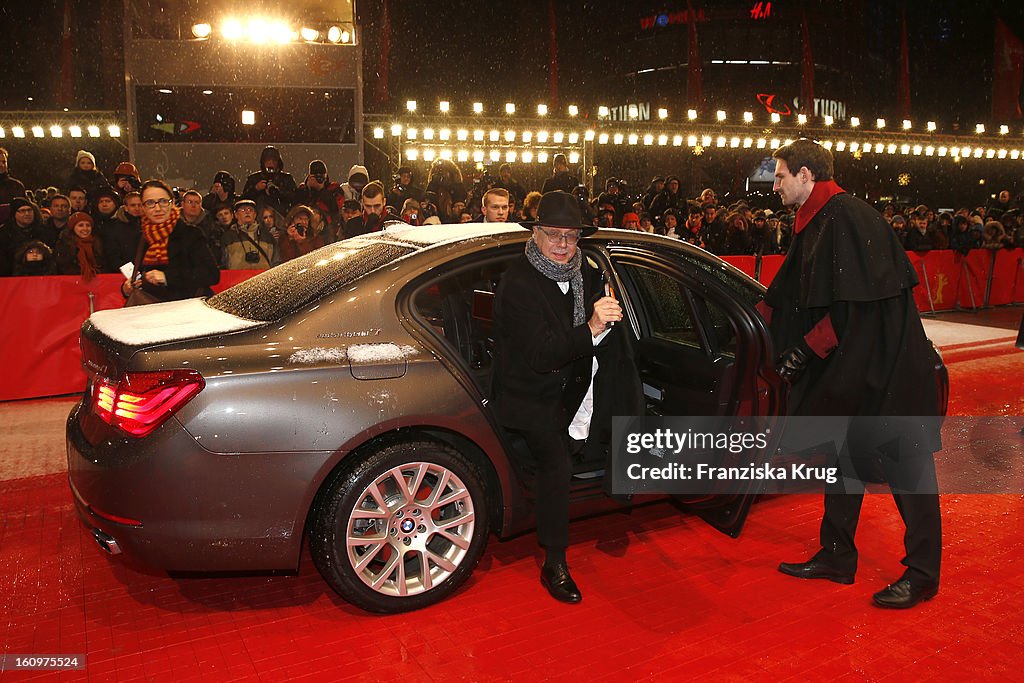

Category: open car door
[602, 245, 787, 536]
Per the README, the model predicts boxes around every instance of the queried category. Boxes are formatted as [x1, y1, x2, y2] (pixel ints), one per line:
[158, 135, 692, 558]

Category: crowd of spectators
[1, 145, 1022, 283]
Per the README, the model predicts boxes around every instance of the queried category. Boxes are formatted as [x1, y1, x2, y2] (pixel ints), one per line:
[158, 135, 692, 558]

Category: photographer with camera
[341, 164, 370, 202]
[341, 181, 389, 239]
[465, 169, 496, 220]
[241, 146, 297, 217]
[387, 166, 424, 210]
[595, 178, 628, 226]
[571, 184, 596, 226]
[278, 204, 324, 262]
[399, 199, 423, 226]
[295, 160, 345, 242]
[222, 199, 277, 270]
[203, 171, 239, 214]
[648, 175, 686, 224]
[112, 162, 141, 200]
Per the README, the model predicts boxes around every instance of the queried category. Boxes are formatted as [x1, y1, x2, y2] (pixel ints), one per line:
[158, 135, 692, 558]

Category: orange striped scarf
[141, 204, 180, 265]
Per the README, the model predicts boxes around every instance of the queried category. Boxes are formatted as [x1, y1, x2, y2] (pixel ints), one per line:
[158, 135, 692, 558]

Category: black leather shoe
[778, 557, 855, 584]
[872, 579, 938, 609]
[540, 563, 582, 604]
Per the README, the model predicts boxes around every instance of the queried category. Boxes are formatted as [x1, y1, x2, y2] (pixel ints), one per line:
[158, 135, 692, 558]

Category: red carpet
[2, 311, 1022, 681]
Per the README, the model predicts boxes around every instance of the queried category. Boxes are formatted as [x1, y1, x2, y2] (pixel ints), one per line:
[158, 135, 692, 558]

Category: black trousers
[515, 426, 572, 551]
[818, 431, 942, 585]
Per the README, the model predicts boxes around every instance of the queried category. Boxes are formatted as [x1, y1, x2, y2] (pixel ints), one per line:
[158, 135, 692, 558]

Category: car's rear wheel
[310, 440, 489, 613]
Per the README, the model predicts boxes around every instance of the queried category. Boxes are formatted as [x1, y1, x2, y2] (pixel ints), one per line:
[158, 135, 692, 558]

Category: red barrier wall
[989, 249, 1024, 306]
[725, 255, 757, 279]
[0, 271, 261, 402]
[2, 252, 1021, 402]
[758, 255, 785, 287]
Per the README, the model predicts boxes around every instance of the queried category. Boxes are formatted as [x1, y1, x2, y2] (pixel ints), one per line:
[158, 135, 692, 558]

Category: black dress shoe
[872, 579, 938, 609]
[540, 563, 582, 604]
[778, 557, 855, 584]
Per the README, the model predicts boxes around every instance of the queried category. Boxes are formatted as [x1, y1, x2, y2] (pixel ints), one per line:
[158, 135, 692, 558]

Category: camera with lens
[312, 174, 326, 185]
[244, 250, 261, 264]
[292, 223, 306, 238]
[261, 167, 278, 193]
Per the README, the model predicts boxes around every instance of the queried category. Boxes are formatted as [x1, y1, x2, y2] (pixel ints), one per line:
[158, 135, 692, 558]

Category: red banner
[0, 271, 260, 402]
[758, 255, 785, 287]
[725, 255, 757, 280]
[989, 248, 1024, 305]
[548, 0, 559, 107]
[898, 13, 911, 119]
[800, 13, 814, 114]
[993, 18, 1024, 121]
[687, 0, 702, 109]
[1, 256, 1019, 403]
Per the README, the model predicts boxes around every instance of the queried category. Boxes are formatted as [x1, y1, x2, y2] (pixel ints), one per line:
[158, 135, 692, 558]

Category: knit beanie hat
[10, 197, 33, 214]
[76, 150, 96, 166]
[69, 211, 94, 228]
[114, 161, 139, 179]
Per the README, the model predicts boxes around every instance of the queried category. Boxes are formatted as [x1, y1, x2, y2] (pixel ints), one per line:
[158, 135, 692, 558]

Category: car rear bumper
[66, 402, 329, 572]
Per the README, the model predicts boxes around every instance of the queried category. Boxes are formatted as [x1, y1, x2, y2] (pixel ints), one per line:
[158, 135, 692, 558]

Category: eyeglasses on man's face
[143, 197, 172, 209]
[538, 227, 581, 244]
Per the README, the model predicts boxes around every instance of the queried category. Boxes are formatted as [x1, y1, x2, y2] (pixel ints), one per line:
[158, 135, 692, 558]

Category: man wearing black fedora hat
[491, 190, 642, 603]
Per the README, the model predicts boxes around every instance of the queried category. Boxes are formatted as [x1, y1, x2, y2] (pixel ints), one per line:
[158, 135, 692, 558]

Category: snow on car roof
[377, 221, 525, 246]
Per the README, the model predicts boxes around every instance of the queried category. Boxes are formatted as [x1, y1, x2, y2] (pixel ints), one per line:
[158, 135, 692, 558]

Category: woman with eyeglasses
[121, 179, 219, 305]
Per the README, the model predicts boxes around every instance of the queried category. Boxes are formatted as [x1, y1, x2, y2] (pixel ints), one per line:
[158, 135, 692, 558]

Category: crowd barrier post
[1014, 254, 1024, 305]
[919, 261, 936, 314]
[960, 257, 979, 311]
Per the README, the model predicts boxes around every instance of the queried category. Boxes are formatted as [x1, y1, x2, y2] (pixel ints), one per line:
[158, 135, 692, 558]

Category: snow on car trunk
[89, 298, 261, 347]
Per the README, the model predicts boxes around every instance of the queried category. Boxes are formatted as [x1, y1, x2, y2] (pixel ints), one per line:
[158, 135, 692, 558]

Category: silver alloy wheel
[346, 461, 476, 597]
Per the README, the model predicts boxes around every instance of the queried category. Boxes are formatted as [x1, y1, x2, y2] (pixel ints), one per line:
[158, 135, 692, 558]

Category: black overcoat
[491, 252, 643, 443]
[764, 193, 940, 425]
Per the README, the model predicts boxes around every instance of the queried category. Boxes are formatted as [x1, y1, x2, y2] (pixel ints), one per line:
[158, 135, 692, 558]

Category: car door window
[622, 265, 701, 349]
[411, 257, 515, 393]
[693, 294, 738, 357]
[613, 257, 746, 416]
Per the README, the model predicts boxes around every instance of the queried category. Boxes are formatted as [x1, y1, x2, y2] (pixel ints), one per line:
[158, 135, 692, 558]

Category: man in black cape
[491, 190, 642, 603]
[762, 139, 943, 609]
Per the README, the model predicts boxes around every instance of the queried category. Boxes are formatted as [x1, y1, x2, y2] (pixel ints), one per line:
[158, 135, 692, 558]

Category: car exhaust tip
[92, 528, 122, 555]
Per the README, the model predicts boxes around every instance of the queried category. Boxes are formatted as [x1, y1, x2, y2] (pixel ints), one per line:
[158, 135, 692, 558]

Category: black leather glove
[777, 341, 813, 384]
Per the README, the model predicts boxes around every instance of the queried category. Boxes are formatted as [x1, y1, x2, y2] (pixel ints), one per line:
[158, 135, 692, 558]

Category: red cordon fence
[2, 249, 1022, 402]
[0, 271, 259, 402]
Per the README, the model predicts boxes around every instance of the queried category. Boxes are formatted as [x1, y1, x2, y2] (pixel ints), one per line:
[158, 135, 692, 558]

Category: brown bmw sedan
[68, 223, 792, 613]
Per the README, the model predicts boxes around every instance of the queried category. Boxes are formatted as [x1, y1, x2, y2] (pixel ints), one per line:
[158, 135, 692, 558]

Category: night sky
[4, 0, 1024, 204]
[3, 0, 1024, 121]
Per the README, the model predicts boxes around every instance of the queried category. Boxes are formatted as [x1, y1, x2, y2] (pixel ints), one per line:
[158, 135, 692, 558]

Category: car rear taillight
[92, 370, 205, 437]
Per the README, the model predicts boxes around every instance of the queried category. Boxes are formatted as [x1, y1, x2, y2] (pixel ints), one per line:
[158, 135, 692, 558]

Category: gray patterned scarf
[525, 236, 585, 327]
